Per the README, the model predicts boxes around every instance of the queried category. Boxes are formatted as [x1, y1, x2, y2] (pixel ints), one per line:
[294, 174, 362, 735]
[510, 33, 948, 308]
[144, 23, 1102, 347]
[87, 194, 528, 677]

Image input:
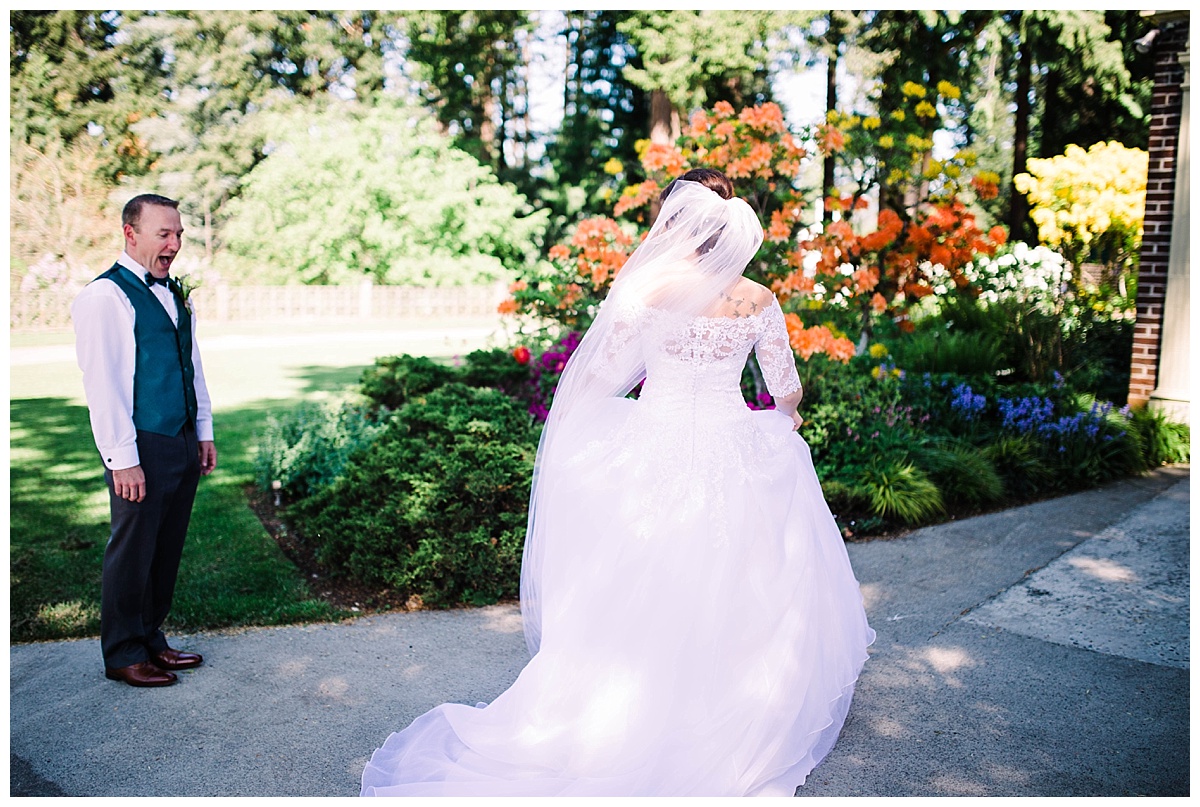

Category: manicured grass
[9, 321, 500, 643]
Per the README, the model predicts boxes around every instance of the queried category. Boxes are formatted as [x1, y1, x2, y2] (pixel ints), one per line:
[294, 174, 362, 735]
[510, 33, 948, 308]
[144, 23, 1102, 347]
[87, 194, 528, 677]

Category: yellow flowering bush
[1013, 141, 1147, 273]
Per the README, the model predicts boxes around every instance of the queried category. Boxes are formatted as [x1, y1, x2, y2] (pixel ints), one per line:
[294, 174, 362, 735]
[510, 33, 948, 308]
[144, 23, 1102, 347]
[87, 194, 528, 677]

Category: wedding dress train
[361, 299, 875, 796]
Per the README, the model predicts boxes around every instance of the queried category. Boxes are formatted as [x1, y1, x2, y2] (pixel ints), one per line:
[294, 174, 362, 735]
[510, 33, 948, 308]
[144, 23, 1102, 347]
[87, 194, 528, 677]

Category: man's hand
[113, 465, 147, 502]
[199, 441, 218, 475]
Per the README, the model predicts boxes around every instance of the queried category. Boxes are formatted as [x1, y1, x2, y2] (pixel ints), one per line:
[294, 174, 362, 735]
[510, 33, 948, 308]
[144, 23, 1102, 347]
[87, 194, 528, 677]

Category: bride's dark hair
[659, 168, 734, 202]
[658, 169, 737, 255]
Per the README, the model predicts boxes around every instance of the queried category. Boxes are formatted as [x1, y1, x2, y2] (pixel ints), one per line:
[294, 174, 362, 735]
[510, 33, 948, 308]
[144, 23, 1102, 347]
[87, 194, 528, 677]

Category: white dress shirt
[71, 252, 214, 470]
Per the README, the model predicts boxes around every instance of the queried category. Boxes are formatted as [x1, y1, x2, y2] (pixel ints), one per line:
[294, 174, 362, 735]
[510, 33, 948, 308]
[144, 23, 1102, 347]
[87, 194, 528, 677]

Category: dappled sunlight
[884, 644, 979, 691]
[34, 599, 99, 636]
[867, 714, 914, 739]
[1067, 555, 1138, 583]
[315, 675, 352, 702]
[482, 606, 524, 634]
[276, 658, 312, 678]
[928, 771, 990, 795]
[922, 646, 975, 674]
[858, 581, 884, 610]
[981, 760, 1032, 786]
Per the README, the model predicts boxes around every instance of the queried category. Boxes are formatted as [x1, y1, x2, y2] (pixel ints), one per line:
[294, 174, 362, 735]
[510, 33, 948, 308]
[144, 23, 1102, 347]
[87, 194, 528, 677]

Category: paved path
[10, 467, 1189, 797]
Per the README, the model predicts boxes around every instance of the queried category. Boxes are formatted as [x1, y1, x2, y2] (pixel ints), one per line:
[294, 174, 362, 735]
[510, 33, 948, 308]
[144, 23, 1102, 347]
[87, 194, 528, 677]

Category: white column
[1150, 46, 1191, 423]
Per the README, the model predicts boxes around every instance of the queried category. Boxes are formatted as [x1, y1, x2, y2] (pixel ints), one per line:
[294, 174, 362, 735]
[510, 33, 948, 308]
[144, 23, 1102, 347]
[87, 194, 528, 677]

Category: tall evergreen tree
[618, 11, 807, 147]
[400, 10, 533, 174]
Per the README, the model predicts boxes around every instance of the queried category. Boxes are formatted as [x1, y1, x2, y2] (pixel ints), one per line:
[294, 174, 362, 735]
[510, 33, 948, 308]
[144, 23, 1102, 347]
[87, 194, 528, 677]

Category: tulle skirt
[361, 399, 875, 796]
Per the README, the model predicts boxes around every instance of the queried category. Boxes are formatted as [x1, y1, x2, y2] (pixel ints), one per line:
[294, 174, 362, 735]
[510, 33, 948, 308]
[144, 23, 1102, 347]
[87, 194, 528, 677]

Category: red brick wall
[1129, 21, 1189, 406]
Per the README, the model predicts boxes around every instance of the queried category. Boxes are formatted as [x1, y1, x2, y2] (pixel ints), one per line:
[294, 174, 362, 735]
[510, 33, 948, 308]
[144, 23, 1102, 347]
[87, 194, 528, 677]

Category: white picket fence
[10, 281, 509, 332]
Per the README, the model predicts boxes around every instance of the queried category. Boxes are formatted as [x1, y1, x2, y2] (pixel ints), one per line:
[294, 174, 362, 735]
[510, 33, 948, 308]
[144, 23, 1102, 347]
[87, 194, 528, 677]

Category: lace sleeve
[590, 298, 645, 384]
[754, 298, 802, 399]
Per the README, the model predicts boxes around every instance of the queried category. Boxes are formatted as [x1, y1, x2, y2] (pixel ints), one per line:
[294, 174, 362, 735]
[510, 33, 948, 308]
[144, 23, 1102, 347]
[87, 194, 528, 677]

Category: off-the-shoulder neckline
[638, 296, 781, 322]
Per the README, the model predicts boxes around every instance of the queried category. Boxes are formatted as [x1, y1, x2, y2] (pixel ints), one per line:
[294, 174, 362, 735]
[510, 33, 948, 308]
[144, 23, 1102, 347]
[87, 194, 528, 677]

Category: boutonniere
[172, 274, 200, 308]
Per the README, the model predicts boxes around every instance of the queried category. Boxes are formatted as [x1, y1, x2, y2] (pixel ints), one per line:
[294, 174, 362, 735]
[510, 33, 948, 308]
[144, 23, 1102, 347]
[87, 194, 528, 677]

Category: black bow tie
[145, 273, 171, 287]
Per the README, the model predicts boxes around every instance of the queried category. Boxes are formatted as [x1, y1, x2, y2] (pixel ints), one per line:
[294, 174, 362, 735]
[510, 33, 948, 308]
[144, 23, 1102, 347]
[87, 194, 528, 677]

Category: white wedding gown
[361, 299, 875, 796]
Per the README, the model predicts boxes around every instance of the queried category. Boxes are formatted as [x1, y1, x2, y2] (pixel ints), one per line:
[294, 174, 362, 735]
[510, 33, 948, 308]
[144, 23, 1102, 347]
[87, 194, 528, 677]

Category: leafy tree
[852, 11, 994, 216]
[9, 138, 117, 288]
[9, 10, 163, 181]
[539, 11, 646, 219]
[120, 10, 400, 258]
[400, 10, 533, 174]
[979, 11, 1149, 240]
[218, 102, 548, 285]
[620, 12, 773, 141]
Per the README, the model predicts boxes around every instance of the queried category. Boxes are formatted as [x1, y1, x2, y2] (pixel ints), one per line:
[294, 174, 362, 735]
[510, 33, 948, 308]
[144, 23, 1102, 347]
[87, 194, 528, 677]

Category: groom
[72, 193, 216, 687]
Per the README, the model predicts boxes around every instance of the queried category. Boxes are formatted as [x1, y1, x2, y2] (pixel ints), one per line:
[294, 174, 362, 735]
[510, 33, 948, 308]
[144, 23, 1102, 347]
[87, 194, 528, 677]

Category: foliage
[789, 78, 1008, 343]
[360, 354, 459, 412]
[1127, 407, 1191, 468]
[459, 347, 538, 403]
[542, 11, 646, 221]
[979, 435, 1055, 499]
[889, 329, 1006, 377]
[616, 11, 807, 116]
[295, 384, 539, 607]
[400, 10, 534, 173]
[9, 138, 117, 288]
[856, 461, 944, 524]
[909, 440, 1006, 508]
[503, 218, 635, 330]
[122, 11, 397, 236]
[253, 399, 385, 500]
[1013, 141, 1148, 275]
[9, 10, 162, 181]
[1021, 11, 1154, 159]
[219, 103, 547, 285]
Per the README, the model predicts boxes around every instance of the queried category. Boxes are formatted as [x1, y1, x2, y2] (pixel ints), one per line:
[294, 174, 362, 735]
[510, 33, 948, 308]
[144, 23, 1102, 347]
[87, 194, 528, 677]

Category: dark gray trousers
[100, 424, 200, 668]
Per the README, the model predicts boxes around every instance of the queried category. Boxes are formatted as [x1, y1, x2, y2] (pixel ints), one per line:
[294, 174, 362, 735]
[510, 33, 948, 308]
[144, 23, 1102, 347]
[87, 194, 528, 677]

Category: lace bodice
[617, 297, 802, 417]
[558, 297, 801, 546]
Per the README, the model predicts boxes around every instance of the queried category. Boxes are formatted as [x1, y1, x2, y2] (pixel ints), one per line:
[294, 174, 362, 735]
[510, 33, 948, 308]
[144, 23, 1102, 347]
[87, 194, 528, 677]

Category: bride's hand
[788, 410, 803, 431]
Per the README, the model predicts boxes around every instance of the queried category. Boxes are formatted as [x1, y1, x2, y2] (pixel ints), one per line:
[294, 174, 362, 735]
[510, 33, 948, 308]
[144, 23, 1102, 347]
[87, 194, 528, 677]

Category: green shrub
[910, 440, 1006, 508]
[360, 354, 457, 411]
[890, 328, 1007, 376]
[936, 295, 1063, 383]
[460, 347, 534, 401]
[857, 460, 944, 524]
[1128, 406, 1191, 467]
[295, 384, 539, 607]
[254, 399, 385, 499]
[980, 435, 1053, 499]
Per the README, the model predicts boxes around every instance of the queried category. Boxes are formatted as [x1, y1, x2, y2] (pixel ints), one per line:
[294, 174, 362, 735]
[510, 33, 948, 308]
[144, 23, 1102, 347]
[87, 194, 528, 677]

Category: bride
[361, 169, 875, 797]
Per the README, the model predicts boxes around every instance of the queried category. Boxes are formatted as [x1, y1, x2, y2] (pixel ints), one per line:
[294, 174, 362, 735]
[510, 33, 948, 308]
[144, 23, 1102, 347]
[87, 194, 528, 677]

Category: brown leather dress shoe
[152, 647, 203, 671]
[105, 661, 177, 687]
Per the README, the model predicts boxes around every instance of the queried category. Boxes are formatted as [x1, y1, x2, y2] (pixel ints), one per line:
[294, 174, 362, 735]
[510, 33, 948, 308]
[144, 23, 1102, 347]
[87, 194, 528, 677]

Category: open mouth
[158, 255, 175, 270]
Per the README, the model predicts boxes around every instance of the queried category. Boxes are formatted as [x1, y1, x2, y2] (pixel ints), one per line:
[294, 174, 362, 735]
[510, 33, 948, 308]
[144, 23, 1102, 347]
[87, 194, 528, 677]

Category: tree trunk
[649, 87, 677, 220]
[823, 14, 841, 224]
[1009, 12, 1033, 241]
[649, 88, 675, 146]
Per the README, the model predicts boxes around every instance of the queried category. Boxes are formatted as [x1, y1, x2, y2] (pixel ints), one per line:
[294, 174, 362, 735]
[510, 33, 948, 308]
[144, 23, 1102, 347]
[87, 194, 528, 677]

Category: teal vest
[98, 264, 198, 436]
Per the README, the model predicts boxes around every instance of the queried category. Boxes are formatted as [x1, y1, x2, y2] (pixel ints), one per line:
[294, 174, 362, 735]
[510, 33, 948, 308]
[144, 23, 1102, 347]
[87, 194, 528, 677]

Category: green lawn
[9, 319, 502, 643]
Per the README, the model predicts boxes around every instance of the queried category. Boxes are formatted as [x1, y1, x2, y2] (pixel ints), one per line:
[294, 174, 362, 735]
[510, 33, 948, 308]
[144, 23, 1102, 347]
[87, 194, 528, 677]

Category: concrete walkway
[10, 467, 1189, 797]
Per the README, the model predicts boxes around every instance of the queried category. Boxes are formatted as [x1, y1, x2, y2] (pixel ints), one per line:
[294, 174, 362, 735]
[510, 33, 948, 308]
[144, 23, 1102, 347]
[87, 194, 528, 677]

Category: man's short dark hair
[122, 194, 179, 230]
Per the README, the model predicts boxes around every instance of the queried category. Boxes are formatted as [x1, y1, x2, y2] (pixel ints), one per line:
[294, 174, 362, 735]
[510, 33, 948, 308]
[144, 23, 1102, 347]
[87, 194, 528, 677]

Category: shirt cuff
[196, 417, 214, 442]
[102, 445, 141, 471]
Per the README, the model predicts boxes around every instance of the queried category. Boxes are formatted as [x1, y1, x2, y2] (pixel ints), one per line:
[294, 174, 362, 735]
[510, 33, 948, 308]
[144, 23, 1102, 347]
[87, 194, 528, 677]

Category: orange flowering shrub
[503, 92, 1007, 367]
[772, 80, 1008, 341]
[785, 313, 856, 362]
[500, 217, 635, 330]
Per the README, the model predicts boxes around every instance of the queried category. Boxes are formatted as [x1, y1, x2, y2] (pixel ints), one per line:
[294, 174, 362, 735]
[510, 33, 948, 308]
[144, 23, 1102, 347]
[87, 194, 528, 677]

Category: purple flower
[950, 383, 988, 420]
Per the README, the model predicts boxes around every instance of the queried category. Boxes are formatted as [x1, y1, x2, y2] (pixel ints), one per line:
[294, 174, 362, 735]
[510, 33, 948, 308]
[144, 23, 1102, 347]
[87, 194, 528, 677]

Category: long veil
[520, 180, 765, 654]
